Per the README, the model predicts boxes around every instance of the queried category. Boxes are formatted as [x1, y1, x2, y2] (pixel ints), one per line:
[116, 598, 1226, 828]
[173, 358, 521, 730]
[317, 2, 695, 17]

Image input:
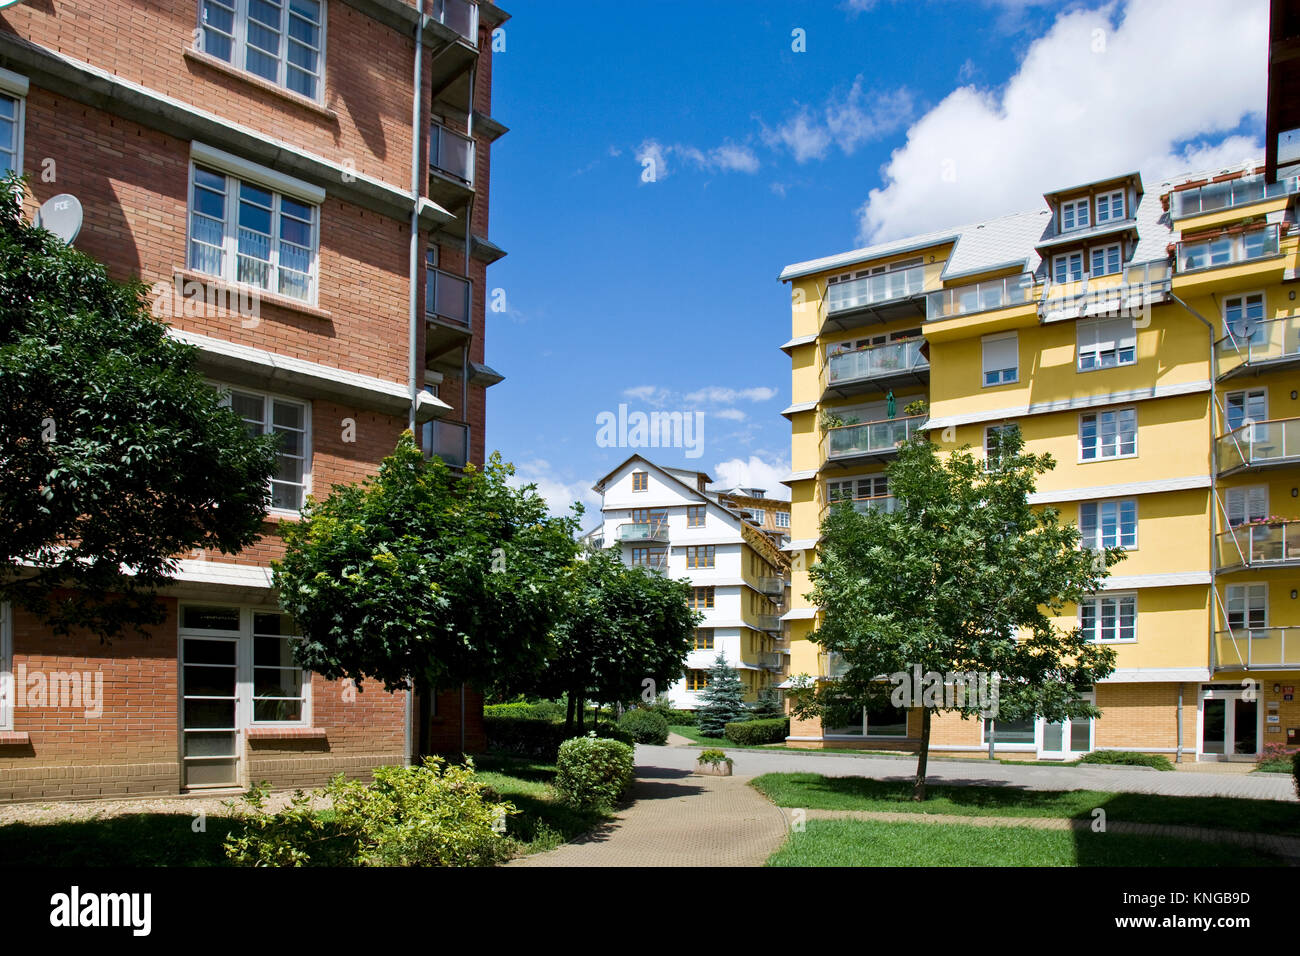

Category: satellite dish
[36, 194, 83, 245]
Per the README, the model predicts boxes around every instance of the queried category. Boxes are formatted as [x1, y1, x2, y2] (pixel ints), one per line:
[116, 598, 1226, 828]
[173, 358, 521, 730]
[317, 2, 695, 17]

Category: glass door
[1200, 689, 1259, 760]
[1038, 691, 1094, 759]
[181, 636, 240, 788]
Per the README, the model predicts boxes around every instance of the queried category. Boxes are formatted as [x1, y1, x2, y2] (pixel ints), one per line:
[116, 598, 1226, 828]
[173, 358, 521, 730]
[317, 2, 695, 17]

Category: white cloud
[684, 386, 778, 404]
[714, 408, 747, 421]
[856, 0, 1268, 243]
[622, 384, 661, 402]
[763, 78, 913, 164]
[710, 456, 792, 501]
[634, 137, 760, 180]
[508, 459, 601, 522]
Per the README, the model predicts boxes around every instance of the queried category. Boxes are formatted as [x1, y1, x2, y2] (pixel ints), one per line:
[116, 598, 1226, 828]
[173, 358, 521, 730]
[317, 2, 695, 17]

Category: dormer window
[1089, 243, 1122, 277]
[1095, 190, 1124, 223]
[1060, 199, 1090, 232]
[1053, 252, 1084, 283]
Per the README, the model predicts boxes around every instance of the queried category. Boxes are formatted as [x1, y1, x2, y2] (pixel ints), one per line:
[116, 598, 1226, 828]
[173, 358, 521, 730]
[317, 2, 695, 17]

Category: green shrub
[484, 716, 571, 761]
[1254, 744, 1298, 773]
[724, 717, 789, 746]
[484, 700, 566, 722]
[554, 736, 635, 812]
[1077, 750, 1175, 771]
[618, 708, 670, 745]
[223, 757, 514, 867]
[698, 749, 731, 768]
[1293, 750, 1300, 800]
[648, 696, 696, 726]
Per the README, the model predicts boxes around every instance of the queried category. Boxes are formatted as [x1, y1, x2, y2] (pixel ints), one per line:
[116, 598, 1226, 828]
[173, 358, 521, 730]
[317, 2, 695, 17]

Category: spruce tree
[696, 653, 748, 737]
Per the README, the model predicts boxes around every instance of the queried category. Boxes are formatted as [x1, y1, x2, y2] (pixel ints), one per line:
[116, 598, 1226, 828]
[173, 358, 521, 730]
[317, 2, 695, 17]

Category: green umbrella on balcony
[886, 390, 896, 419]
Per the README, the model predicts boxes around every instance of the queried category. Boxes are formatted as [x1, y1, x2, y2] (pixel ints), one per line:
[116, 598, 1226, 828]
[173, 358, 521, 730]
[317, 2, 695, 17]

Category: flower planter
[695, 761, 733, 776]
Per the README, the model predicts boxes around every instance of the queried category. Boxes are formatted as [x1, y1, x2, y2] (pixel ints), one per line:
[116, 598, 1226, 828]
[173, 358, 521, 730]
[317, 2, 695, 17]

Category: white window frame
[984, 423, 1019, 471]
[1224, 485, 1268, 528]
[1089, 242, 1122, 277]
[1224, 584, 1268, 631]
[0, 67, 28, 180]
[980, 715, 1037, 750]
[774, 511, 790, 529]
[199, 0, 327, 102]
[750, 508, 766, 525]
[1222, 292, 1267, 346]
[1077, 315, 1137, 371]
[186, 156, 322, 305]
[1095, 190, 1124, 224]
[1079, 498, 1138, 550]
[0, 602, 12, 732]
[1060, 198, 1090, 232]
[1223, 388, 1267, 434]
[218, 384, 311, 513]
[981, 332, 1018, 387]
[827, 474, 888, 504]
[1053, 251, 1084, 283]
[1079, 407, 1137, 462]
[1080, 592, 1137, 643]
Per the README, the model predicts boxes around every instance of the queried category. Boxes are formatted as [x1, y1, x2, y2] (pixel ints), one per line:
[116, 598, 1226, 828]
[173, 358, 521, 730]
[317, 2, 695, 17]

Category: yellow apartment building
[778, 163, 1300, 762]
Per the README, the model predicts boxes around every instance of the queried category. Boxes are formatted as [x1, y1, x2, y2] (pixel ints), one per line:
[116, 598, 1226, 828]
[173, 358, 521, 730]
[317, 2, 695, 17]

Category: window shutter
[982, 334, 1017, 375]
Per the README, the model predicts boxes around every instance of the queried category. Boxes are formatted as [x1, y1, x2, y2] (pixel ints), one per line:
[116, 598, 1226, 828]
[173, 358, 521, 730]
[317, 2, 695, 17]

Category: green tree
[273, 435, 580, 723]
[512, 547, 698, 734]
[697, 653, 748, 737]
[0, 173, 277, 640]
[791, 427, 1120, 800]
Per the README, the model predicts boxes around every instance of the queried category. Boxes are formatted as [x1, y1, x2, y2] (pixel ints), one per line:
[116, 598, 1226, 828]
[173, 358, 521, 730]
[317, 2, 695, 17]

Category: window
[201, 0, 325, 101]
[631, 471, 648, 492]
[984, 423, 1020, 471]
[684, 669, 709, 691]
[226, 388, 309, 510]
[687, 505, 705, 528]
[1223, 293, 1266, 346]
[1077, 316, 1137, 371]
[1089, 243, 1121, 277]
[0, 602, 11, 731]
[0, 91, 23, 177]
[631, 507, 667, 529]
[1224, 486, 1267, 527]
[189, 164, 318, 302]
[1080, 593, 1136, 642]
[1060, 198, 1090, 232]
[689, 587, 715, 609]
[829, 475, 888, 503]
[1095, 190, 1124, 223]
[1053, 252, 1084, 283]
[1224, 389, 1267, 433]
[631, 547, 666, 569]
[685, 545, 715, 569]
[981, 332, 1018, 386]
[1080, 408, 1136, 460]
[252, 611, 306, 721]
[1225, 584, 1267, 630]
[982, 717, 1036, 745]
[1079, 499, 1137, 549]
[774, 511, 790, 529]
[825, 697, 909, 737]
[750, 509, 766, 525]
[692, 628, 714, 650]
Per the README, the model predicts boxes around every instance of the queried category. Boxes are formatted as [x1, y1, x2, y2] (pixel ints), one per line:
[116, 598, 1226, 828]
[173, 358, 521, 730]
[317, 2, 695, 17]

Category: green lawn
[766, 818, 1283, 867]
[751, 772, 1300, 836]
[470, 752, 613, 855]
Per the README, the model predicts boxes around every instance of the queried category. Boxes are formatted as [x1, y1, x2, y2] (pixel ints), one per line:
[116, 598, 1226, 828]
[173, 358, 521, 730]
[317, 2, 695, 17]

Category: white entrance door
[1038, 691, 1095, 759]
[1199, 687, 1260, 761]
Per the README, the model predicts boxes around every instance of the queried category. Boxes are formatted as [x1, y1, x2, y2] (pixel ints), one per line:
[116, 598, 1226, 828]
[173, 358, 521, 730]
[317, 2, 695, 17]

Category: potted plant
[695, 748, 733, 776]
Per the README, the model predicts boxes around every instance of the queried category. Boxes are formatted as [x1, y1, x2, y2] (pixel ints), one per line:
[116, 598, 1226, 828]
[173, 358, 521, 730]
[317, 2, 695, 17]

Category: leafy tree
[509, 547, 698, 733]
[790, 427, 1120, 800]
[273, 435, 580, 727]
[697, 653, 748, 737]
[0, 173, 277, 639]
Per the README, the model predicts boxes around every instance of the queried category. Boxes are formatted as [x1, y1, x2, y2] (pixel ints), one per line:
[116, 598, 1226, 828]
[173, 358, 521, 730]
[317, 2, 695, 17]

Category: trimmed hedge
[723, 717, 789, 746]
[661, 709, 697, 726]
[1077, 750, 1175, 771]
[484, 715, 635, 761]
[618, 708, 670, 745]
[484, 701, 567, 722]
[555, 737, 634, 812]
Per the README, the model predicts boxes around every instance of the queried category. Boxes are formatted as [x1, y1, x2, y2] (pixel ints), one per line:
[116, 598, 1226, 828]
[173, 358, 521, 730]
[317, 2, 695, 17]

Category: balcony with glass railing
[1213, 626, 1300, 671]
[823, 338, 928, 398]
[822, 414, 925, 465]
[431, 0, 479, 44]
[754, 614, 782, 634]
[755, 576, 785, 597]
[756, 651, 785, 673]
[1176, 224, 1280, 274]
[1040, 259, 1173, 321]
[926, 274, 1035, 321]
[827, 493, 899, 516]
[426, 268, 471, 327]
[429, 122, 475, 198]
[1216, 315, 1300, 380]
[423, 419, 469, 469]
[817, 650, 851, 680]
[616, 522, 670, 543]
[1216, 418, 1300, 475]
[1216, 520, 1300, 571]
[1172, 175, 1299, 220]
[823, 263, 937, 332]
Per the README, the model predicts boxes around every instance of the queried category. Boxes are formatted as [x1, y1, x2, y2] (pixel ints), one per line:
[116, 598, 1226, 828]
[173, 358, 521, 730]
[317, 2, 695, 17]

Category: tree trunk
[576, 694, 586, 734]
[565, 693, 576, 735]
[912, 707, 933, 802]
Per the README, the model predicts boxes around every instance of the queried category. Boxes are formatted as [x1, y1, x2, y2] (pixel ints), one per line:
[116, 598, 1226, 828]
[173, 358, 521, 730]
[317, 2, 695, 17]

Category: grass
[750, 772, 1300, 836]
[668, 724, 909, 756]
[470, 751, 613, 855]
[766, 819, 1284, 867]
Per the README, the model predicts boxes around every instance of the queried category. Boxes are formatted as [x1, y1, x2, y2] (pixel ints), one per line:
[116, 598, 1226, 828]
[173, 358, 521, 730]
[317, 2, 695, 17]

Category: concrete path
[507, 763, 788, 867]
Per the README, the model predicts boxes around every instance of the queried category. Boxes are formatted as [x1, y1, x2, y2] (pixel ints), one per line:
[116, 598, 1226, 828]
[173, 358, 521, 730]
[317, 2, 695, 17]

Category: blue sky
[485, 0, 1267, 521]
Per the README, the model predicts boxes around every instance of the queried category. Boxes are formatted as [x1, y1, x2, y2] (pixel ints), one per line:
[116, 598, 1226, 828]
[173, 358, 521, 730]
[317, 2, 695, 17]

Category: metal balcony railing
[1213, 627, 1300, 671]
[827, 263, 927, 314]
[1216, 418, 1300, 474]
[423, 419, 469, 468]
[426, 268, 471, 327]
[1172, 175, 1299, 218]
[431, 0, 478, 43]
[616, 522, 669, 543]
[1216, 520, 1300, 570]
[822, 414, 925, 462]
[1040, 259, 1172, 320]
[1216, 315, 1300, 377]
[825, 338, 928, 389]
[430, 122, 475, 185]
[1176, 224, 1280, 273]
[926, 274, 1034, 320]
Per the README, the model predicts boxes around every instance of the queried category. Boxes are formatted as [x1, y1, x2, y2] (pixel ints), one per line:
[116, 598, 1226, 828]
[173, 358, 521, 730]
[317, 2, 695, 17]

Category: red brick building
[0, 0, 505, 801]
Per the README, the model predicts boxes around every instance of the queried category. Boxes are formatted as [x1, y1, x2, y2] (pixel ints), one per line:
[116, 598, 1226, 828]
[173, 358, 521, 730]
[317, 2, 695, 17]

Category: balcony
[1172, 175, 1298, 220]
[823, 264, 933, 332]
[926, 274, 1035, 321]
[755, 614, 782, 634]
[429, 123, 475, 209]
[1040, 259, 1172, 322]
[425, 268, 472, 363]
[1213, 627, 1300, 672]
[431, 0, 478, 43]
[616, 522, 669, 543]
[1216, 520, 1300, 572]
[423, 419, 469, 469]
[828, 494, 899, 516]
[1216, 418, 1300, 476]
[817, 650, 851, 680]
[755, 576, 785, 597]
[426, 1, 480, 112]
[756, 652, 785, 673]
[1176, 224, 1280, 274]
[1216, 315, 1300, 380]
[821, 414, 925, 468]
[823, 338, 928, 400]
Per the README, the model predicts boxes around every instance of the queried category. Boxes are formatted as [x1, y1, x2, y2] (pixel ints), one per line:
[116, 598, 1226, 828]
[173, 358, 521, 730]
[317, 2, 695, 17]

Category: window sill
[173, 269, 331, 322]
[184, 47, 336, 121]
[245, 726, 325, 740]
[1077, 362, 1138, 374]
[1078, 453, 1139, 464]
[261, 512, 303, 525]
[0, 731, 31, 745]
